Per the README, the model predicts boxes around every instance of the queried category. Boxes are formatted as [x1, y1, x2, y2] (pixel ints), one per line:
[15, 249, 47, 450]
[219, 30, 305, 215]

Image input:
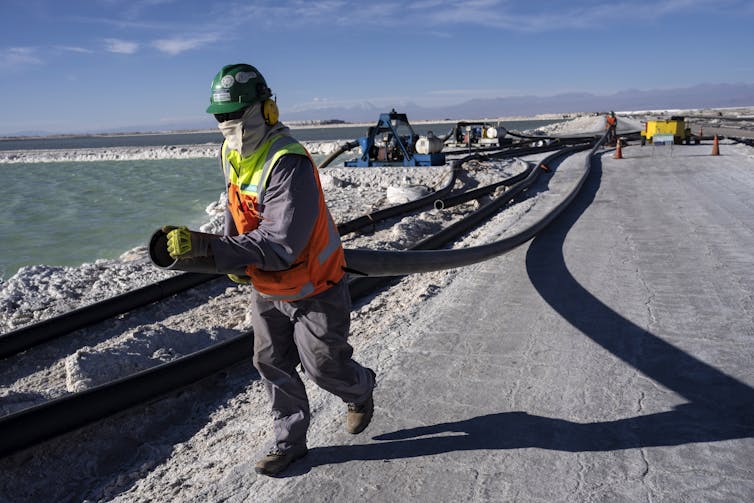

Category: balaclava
[217, 102, 290, 157]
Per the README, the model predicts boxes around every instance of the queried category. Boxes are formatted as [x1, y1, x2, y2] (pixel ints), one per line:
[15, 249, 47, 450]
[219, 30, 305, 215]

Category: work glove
[162, 225, 212, 259]
[227, 273, 252, 284]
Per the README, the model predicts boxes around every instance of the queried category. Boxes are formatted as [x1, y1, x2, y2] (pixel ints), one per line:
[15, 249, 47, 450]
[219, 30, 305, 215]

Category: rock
[386, 184, 430, 204]
[320, 173, 348, 189]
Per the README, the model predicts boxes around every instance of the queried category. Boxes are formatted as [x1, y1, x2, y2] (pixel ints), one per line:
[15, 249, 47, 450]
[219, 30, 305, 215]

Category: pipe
[0, 333, 252, 458]
[0, 228, 242, 358]
[337, 160, 460, 236]
[343, 140, 602, 277]
[148, 228, 246, 275]
[438, 128, 455, 142]
[427, 141, 586, 214]
[317, 140, 359, 169]
[0, 272, 218, 359]
[433, 162, 533, 211]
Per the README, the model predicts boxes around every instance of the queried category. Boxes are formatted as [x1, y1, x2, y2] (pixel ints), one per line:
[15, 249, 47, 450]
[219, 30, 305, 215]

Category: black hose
[347, 139, 596, 297]
[0, 272, 218, 359]
[438, 128, 455, 142]
[343, 138, 604, 277]
[337, 160, 460, 236]
[434, 163, 532, 210]
[317, 140, 359, 169]
[0, 333, 252, 458]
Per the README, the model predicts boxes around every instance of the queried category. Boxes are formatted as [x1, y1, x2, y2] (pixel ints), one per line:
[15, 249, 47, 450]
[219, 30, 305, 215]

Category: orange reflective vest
[222, 135, 345, 301]
[606, 116, 617, 128]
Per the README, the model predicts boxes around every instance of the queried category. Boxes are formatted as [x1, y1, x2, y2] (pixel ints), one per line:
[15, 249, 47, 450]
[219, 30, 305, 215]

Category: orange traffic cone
[711, 134, 720, 156]
[613, 138, 623, 159]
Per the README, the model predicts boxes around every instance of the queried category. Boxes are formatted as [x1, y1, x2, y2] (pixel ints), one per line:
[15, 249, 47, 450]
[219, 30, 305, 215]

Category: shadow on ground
[296, 152, 754, 474]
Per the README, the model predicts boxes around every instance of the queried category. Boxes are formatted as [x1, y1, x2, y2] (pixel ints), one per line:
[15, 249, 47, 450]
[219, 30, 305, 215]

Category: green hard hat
[206, 63, 272, 114]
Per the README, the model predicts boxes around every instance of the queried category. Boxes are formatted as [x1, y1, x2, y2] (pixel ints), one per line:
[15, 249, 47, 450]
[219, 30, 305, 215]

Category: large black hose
[151, 144, 594, 278]
[0, 333, 252, 458]
[434, 163, 533, 210]
[0, 272, 218, 359]
[147, 228, 249, 275]
[318, 140, 359, 169]
[343, 138, 605, 277]
[151, 146, 563, 272]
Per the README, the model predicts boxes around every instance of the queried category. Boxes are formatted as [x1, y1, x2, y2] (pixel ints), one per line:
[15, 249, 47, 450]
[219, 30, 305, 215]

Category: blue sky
[1, 0, 753, 135]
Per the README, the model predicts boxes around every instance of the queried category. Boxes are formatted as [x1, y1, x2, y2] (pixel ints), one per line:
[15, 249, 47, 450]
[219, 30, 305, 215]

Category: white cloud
[55, 45, 94, 54]
[152, 34, 218, 55]
[104, 38, 139, 54]
[228, 0, 734, 33]
[0, 47, 42, 69]
[417, 0, 721, 32]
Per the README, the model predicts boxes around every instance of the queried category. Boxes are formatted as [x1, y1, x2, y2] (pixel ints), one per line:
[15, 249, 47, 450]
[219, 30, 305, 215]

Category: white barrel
[484, 127, 498, 139]
[415, 135, 444, 154]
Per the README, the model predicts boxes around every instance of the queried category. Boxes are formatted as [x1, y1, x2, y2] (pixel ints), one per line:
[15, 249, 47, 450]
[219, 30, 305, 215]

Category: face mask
[217, 117, 244, 153]
[217, 104, 268, 156]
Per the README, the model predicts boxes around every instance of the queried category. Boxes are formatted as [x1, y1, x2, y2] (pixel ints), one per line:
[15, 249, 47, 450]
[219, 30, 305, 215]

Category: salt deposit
[0, 140, 355, 164]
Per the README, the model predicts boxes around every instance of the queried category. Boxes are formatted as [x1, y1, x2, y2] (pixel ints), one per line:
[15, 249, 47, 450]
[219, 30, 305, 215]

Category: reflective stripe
[239, 182, 257, 192]
[318, 216, 341, 265]
[222, 147, 233, 182]
[259, 282, 315, 301]
[258, 135, 297, 206]
[220, 147, 229, 183]
[224, 136, 288, 198]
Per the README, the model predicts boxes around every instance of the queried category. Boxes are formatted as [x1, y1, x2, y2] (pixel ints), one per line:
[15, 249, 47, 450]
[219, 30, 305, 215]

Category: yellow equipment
[640, 116, 698, 145]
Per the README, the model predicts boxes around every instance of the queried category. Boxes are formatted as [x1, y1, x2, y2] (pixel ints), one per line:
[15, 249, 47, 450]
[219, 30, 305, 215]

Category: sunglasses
[214, 107, 248, 123]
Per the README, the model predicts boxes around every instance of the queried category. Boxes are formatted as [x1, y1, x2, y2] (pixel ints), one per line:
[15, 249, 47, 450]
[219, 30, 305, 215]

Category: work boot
[254, 447, 308, 476]
[346, 368, 376, 434]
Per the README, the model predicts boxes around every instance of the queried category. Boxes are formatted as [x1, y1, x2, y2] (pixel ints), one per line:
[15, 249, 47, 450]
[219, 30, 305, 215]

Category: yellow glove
[227, 274, 252, 284]
[162, 225, 211, 259]
[164, 226, 191, 259]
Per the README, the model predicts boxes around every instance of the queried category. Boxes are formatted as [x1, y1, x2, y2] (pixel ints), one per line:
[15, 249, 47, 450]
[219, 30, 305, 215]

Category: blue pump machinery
[344, 109, 446, 167]
[446, 121, 511, 148]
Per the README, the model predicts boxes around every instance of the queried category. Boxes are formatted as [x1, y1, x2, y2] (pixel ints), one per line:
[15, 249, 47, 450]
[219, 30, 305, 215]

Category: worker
[162, 63, 376, 476]
[606, 111, 617, 145]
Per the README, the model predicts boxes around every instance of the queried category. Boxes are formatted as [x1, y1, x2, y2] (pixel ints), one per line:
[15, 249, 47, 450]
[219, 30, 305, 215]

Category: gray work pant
[251, 278, 374, 452]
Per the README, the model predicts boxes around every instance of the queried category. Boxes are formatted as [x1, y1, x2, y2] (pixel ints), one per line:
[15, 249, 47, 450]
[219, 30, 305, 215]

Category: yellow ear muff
[262, 98, 279, 126]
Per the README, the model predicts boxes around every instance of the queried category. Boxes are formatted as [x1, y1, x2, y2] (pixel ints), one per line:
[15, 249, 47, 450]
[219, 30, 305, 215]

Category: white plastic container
[415, 135, 444, 154]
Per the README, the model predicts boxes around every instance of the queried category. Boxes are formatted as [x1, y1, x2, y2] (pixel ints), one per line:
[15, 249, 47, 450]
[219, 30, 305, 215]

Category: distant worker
[606, 111, 617, 145]
[162, 63, 376, 476]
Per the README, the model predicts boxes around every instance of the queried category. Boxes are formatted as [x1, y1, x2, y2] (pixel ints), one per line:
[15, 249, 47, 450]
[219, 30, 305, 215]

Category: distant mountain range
[280, 83, 754, 123]
[6, 83, 753, 137]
